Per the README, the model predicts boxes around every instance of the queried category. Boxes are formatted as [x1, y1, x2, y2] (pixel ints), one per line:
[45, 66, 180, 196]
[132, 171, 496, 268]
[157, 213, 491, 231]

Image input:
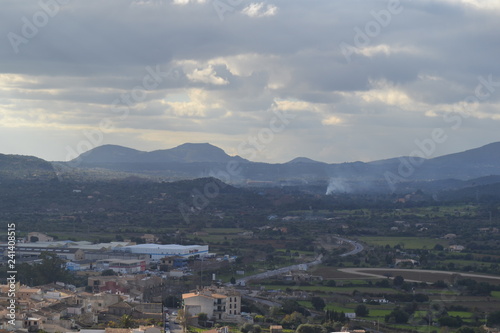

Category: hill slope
[0, 154, 56, 181]
[60, 141, 500, 189]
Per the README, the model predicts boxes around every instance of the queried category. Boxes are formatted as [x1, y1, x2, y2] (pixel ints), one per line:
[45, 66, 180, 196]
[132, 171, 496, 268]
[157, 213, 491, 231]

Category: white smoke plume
[326, 177, 351, 195]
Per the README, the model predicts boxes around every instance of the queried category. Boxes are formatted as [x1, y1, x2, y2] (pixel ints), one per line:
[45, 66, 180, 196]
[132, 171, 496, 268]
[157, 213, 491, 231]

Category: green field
[261, 284, 395, 294]
[324, 304, 354, 312]
[448, 311, 474, 319]
[203, 228, 246, 234]
[367, 308, 393, 318]
[359, 236, 449, 249]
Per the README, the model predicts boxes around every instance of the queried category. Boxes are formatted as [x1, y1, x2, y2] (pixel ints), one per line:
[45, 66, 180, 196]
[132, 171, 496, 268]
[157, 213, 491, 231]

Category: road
[234, 254, 323, 286]
[233, 236, 364, 286]
[166, 311, 182, 333]
[336, 237, 364, 257]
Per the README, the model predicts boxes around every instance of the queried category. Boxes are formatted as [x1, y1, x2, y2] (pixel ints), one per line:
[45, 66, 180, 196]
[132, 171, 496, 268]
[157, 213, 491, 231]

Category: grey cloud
[1, 0, 500, 162]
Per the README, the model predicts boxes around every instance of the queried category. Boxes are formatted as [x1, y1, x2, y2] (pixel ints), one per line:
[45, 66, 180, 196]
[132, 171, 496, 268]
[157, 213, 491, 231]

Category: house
[269, 325, 283, 333]
[141, 234, 159, 244]
[4, 285, 42, 301]
[108, 302, 134, 317]
[79, 326, 162, 333]
[23, 317, 42, 331]
[88, 275, 166, 302]
[66, 260, 95, 271]
[202, 327, 229, 333]
[449, 245, 465, 252]
[362, 298, 389, 304]
[394, 259, 419, 266]
[79, 292, 124, 313]
[182, 287, 241, 321]
[280, 270, 323, 282]
[96, 259, 146, 274]
[27, 232, 53, 243]
[159, 256, 187, 271]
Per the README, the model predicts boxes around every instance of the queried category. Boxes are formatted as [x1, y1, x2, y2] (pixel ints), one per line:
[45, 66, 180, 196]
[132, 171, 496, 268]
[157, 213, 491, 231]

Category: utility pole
[200, 255, 203, 286]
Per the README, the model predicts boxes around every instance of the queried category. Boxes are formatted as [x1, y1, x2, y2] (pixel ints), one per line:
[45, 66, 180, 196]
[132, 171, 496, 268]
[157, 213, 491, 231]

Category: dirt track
[338, 267, 500, 284]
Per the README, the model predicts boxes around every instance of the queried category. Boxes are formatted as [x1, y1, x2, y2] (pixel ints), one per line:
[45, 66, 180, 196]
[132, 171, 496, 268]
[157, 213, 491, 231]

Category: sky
[1, 0, 500, 164]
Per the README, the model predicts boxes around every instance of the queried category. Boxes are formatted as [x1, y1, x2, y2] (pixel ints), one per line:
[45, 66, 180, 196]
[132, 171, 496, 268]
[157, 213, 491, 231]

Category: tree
[455, 328, 476, 333]
[385, 307, 409, 324]
[434, 244, 444, 251]
[119, 315, 133, 328]
[240, 323, 254, 333]
[177, 308, 189, 333]
[295, 324, 326, 333]
[414, 293, 429, 302]
[164, 295, 181, 308]
[326, 279, 336, 287]
[438, 316, 463, 328]
[253, 315, 265, 323]
[102, 269, 116, 276]
[355, 304, 369, 317]
[393, 275, 405, 286]
[230, 276, 236, 284]
[281, 312, 305, 329]
[487, 310, 500, 325]
[198, 313, 208, 322]
[311, 297, 326, 311]
[33, 252, 72, 285]
[282, 300, 303, 315]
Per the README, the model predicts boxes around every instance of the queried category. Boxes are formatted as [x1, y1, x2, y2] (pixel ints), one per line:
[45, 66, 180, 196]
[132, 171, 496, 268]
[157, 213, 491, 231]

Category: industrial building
[115, 244, 209, 261]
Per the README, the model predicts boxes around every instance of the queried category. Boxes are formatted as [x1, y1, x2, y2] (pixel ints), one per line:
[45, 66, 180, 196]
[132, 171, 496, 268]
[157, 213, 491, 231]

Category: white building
[116, 244, 209, 261]
[96, 259, 147, 273]
[182, 287, 241, 321]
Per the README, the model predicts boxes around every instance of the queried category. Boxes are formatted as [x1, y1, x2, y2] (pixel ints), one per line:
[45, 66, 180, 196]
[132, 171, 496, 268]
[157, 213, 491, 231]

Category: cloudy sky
[1, 0, 500, 163]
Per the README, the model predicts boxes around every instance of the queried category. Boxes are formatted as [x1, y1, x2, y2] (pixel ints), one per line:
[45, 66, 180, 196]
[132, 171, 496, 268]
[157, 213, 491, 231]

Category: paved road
[165, 311, 182, 333]
[335, 236, 364, 257]
[234, 254, 323, 286]
[233, 236, 364, 286]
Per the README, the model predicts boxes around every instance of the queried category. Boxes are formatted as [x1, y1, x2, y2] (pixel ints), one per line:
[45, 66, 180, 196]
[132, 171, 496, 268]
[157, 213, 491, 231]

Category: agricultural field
[358, 236, 449, 250]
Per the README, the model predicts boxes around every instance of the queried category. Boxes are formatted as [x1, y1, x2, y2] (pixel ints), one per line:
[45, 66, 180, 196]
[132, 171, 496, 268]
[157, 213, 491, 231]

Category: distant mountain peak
[286, 157, 323, 164]
[55, 140, 500, 187]
[71, 143, 246, 165]
[176, 142, 214, 147]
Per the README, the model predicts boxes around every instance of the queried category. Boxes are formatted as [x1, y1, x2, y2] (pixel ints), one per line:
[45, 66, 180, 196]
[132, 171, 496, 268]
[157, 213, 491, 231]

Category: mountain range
[3, 141, 500, 194]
